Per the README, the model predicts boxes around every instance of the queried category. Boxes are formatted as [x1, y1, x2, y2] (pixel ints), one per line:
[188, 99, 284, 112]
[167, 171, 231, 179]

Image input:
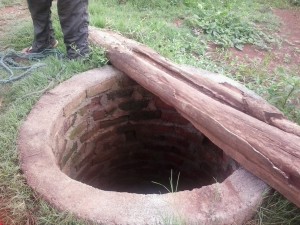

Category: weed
[186, 0, 276, 50]
[290, 0, 300, 6]
[152, 170, 180, 193]
[247, 191, 300, 225]
[267, 68, 300, 121]
[0, 0, 22, 8]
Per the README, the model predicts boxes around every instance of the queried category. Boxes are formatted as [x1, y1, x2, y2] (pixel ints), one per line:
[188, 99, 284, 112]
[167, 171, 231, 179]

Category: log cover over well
[89, 27, 300, 208]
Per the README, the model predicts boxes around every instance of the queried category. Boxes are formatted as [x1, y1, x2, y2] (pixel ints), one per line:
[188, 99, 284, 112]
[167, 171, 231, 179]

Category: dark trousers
[27, 0, 89, 59]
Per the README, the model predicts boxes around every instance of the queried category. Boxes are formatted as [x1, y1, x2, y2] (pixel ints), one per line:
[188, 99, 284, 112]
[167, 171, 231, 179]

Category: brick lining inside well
[55, 75, 238, 194]
[19, 67, 268, 224]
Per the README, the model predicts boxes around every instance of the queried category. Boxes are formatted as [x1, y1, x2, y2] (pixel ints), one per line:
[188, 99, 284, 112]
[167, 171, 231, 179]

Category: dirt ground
[0, 4, 29, 48]
[229, 9, 300, 72]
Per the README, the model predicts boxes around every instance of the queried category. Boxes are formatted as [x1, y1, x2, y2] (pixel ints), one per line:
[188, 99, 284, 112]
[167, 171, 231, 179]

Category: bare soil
[229, 9, 300, 72]
[0, 4, 29, 47]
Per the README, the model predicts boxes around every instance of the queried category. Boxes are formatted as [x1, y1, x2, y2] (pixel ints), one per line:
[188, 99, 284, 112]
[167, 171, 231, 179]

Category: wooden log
[89, 27, 300, 207]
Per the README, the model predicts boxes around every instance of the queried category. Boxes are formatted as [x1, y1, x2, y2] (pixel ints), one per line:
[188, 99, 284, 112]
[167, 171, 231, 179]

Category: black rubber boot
[27, 0, 56, 53]
[57, 0, 89, 59]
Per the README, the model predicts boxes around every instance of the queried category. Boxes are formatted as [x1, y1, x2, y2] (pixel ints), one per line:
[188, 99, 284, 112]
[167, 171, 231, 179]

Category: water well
[19, 66, 268, 225]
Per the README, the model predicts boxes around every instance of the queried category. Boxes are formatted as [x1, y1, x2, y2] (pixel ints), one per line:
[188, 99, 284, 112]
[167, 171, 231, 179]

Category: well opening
[20, 67, 268, 224]
[55, 75, 238, 194]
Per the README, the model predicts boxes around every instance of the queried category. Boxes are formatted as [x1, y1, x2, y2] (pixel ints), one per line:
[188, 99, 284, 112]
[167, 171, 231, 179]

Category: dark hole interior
[56, 76, 238, 194]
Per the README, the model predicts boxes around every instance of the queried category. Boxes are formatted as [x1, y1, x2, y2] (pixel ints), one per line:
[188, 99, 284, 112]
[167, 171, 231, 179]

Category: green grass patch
[227, 55, 300, 123]
[0, 0, 23, 8]
[185, 0, 278, 50]
[248, 191, 300, 225]
[0, 6, 107, 224]
[0, 54, 107, 224]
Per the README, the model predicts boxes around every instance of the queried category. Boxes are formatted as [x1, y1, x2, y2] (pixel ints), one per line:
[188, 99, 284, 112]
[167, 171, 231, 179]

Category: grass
[0, 54, 106, 225]
[185, 0, 277, 50]
[244, 191, 300, 225]
[226, 55, 300, 122]
[0, 0, 22, 8]
[0, 0, 300, 224]
[152, 170, 181, 193]
[0, 4, 107, 224]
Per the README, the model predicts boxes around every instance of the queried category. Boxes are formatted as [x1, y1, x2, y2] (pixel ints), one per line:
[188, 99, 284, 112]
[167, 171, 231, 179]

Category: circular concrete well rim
[18, 66, 267, 225]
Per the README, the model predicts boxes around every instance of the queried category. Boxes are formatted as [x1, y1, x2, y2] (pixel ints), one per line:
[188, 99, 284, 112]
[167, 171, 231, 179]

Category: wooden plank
[89, 28, 300, 207]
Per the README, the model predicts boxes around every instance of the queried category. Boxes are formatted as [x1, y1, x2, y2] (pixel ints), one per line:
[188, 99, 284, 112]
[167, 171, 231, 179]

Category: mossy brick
[69, 121, 88, 140]
[87, 78, 117, 97]
[71, 143, 87, 165]
[86, 102, 117, 120]
[75, 149, 97, 172]
[93, 129, 116, 143]
[78, 100, 101, 116]
[129, 110, 162, 121]
[54, 138, 67, 160]
[80, 123, 101, 143]
[60, 142, 78, 168]
[63, 91, 86, 117]
[119, 100, 149, 111]
[107, 88, 134, 100]
[50, 114, 65, 138]
[63, 114, 77, 134]
[72, 142, 96, 167]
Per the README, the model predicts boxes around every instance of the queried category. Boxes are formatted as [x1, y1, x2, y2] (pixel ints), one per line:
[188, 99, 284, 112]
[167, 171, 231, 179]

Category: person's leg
[27, 0, 56, 52]
[57, 0, 89, 59]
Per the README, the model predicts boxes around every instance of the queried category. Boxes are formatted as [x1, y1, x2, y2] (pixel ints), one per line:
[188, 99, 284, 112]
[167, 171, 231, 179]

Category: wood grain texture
[89, 27, 300, 207]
